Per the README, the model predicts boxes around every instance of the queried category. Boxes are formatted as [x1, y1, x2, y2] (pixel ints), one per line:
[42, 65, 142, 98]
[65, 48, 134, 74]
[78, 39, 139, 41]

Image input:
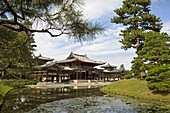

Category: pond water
[0, 86, 169, 113]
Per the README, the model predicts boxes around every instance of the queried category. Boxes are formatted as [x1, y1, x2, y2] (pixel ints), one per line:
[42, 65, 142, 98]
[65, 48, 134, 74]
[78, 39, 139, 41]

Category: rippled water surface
[1, 86, 169, 113]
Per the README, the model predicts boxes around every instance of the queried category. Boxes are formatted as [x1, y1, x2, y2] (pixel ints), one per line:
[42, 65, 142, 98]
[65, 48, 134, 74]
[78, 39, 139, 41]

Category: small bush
[2, 79, 37, 88]
[121, 74, 133, 79]
[136, 75, 141, 79]
[147, 82, 169, 92]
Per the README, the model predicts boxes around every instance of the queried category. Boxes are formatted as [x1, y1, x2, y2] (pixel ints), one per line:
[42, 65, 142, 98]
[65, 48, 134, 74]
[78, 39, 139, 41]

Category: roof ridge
[72, 52, 86, 57]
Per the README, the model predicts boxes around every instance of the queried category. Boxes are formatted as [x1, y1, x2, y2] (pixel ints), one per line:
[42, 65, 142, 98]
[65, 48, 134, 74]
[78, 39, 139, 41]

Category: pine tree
[139, 32, 170, 91]
[0, 26, 36, 79]
[111, 0, 163, 76]
[0, 0, 104, 43]
[111, 0, 162, 52]
[119, 64, 125, 71]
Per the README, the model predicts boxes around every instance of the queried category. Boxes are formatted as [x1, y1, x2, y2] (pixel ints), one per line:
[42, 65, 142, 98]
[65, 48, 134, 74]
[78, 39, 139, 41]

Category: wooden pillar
[52, 76, 54, 82]
[56, 76, 58, 82]
[80, 72, 82, 79]
[76, 72, 78, 80]
[59, 73, 62, 83]
[86, 71, 88, 79]
[46, 71, 48, 82]
[40, 76, 42, 82]
[36, 73, 38, 81]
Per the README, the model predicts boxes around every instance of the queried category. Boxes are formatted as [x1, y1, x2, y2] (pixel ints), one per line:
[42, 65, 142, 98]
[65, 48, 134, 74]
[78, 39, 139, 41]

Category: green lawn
[101, 79, 170, 101]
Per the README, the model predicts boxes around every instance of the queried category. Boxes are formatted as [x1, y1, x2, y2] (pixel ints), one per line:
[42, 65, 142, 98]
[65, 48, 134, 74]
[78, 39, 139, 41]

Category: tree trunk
[1, 71, 5, 80]
[157, 50, 161, 63]
[136, 38, 140, 53]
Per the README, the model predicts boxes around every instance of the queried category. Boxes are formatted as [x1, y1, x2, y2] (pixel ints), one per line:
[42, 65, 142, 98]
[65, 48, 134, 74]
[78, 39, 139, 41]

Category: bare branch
[3, 0, 25, 22]
[6, 69, 20, 79]
[2, 24, 24, 32]
[0, 19, 67, 37]
[0, 62, 12, 71]
[0, 9, 9, 16]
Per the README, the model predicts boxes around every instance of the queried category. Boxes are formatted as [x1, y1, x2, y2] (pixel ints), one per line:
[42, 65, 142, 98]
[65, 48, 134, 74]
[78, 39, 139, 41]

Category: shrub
[136, 75, 141, 79]
[121, 74, 133, 79]
[147, 82, 169, 92]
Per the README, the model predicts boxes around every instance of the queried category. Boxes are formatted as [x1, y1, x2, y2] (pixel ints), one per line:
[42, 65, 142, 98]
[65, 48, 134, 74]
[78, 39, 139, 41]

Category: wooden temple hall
[29, 53, 124, 83]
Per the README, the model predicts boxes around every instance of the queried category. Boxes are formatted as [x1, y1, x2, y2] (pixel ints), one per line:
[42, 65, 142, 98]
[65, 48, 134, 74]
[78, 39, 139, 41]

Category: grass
[101, 79, 170, 101]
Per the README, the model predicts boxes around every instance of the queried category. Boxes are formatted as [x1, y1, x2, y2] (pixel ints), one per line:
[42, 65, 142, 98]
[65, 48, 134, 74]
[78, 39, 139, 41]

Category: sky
[34, 0, 170, 70]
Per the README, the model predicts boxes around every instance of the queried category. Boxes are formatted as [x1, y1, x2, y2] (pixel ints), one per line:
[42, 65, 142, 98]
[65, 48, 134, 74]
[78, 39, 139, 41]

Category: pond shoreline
[101, 79, 170, 103]
[102, 90, 170, 102]
[2, 84, 170, 113]
[27, 82, 112, 89]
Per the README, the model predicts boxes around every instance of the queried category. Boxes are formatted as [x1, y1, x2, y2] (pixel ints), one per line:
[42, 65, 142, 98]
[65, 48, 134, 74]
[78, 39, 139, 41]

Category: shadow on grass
[152, 90, 169, 96]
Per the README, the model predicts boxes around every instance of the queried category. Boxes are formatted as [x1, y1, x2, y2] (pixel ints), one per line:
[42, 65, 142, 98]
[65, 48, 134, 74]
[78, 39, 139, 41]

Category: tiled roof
[57, 59, 77, 63]
[100, 63, 117, 68]
[37, 56, 54, 61]
[38, 61, 64, 69]
[57, 52, 105, 65]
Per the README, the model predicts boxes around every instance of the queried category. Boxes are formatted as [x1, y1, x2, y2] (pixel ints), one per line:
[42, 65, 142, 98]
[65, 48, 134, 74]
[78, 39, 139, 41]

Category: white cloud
[33, 1, 137, 70]
[161, 21, 170, 34]
[82, 0, 122, 20]
[82, 0, 167, 20]
[34, 26, 136, 70]
[151, 0, 167, 3]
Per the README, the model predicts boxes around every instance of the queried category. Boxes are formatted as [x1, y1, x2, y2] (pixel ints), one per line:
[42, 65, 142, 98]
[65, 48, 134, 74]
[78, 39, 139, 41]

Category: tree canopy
[140, 32, 170, 91]
[111, 0, 162, 52]
[0, 0, 104, 78]
[0, 0, 104, 43]
[119, 64, 125, 71]
[112, 0, 169, 92]
[0, 26, 36, 79]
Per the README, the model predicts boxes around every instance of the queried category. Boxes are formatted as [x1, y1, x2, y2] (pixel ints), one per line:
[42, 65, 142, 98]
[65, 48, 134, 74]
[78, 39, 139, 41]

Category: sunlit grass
[101, 79, 170, 101]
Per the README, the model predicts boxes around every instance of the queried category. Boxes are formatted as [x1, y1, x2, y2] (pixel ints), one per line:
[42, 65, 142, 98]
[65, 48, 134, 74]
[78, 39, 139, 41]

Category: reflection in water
[1, 86, 105, 113]
[1, 86, 169, 113]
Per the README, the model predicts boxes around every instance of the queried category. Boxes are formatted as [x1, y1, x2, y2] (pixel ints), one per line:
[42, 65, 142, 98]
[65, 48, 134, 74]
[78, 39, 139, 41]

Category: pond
[0, 86, 169, 113]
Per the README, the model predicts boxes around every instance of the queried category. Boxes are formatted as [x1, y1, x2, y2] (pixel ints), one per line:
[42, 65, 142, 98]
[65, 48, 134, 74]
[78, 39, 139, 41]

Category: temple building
[101, 63, 123, 81]
[30, 52, 123, 82]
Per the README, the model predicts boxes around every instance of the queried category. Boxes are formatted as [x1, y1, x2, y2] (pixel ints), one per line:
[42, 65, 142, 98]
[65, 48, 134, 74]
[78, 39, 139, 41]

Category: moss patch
[0, 81, 13, 105]
[101, 79, 170, 101]
[0, 79, 37, 106]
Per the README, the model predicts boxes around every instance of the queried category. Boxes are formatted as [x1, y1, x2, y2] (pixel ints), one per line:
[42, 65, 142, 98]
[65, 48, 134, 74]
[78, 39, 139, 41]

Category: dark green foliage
[0, 0, 104, 78]
[131, 57, 144, 76]
[0, 26, 36, 79]
[140, 32, 170, 92]
[111, 0, 162, 51]
[119, 64, 125, 71]
[0, 0, 104, 42]
[112, 0, 169, 92]
[2, 79, 37, 88]
[121, 74, 134, 79]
